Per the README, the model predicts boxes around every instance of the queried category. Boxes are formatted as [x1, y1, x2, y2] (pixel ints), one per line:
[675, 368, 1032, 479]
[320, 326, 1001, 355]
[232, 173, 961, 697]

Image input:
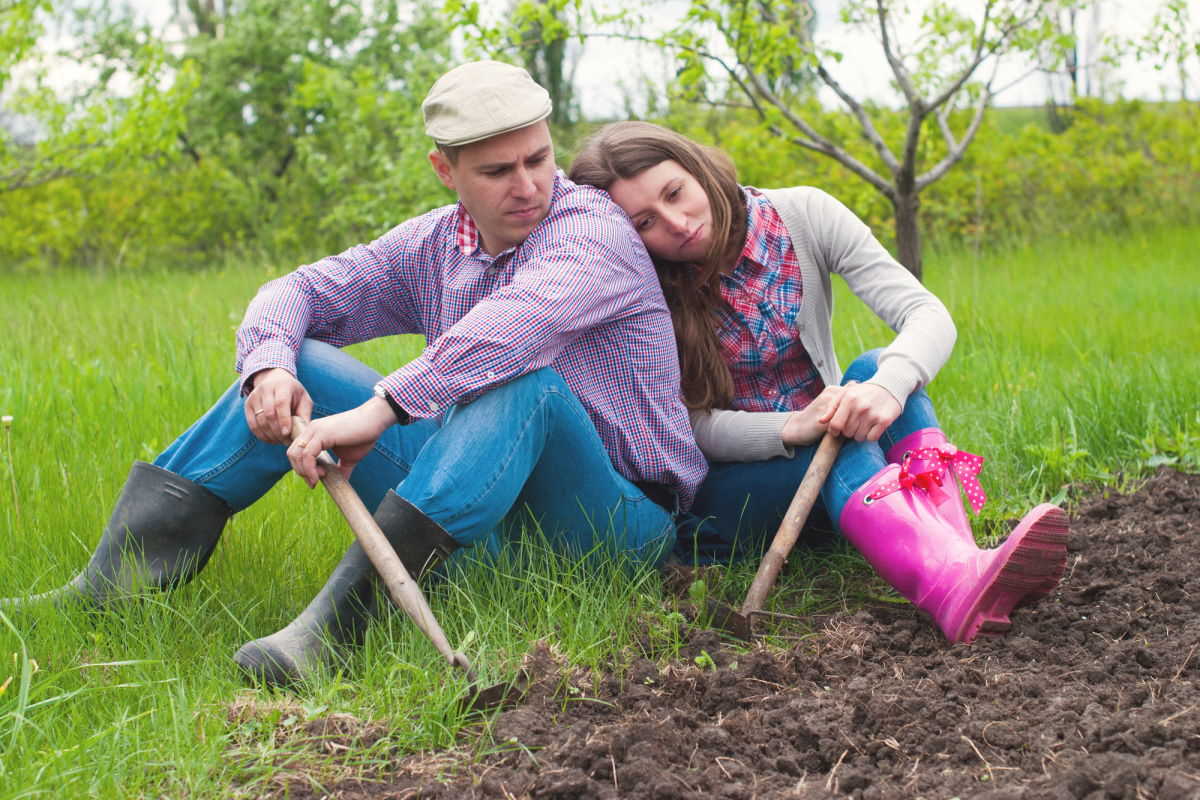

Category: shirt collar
[736, 188, 772, 269]
[454, 171, 570, 258]
[455, 204, 480, 256]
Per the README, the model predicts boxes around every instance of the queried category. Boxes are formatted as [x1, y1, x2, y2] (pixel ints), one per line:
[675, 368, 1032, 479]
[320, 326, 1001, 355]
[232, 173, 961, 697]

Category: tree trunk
[893, 191, 923, 281]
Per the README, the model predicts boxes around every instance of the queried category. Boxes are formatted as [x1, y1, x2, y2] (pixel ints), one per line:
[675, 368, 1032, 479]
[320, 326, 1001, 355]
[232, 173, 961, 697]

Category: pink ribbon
[866, 444, 988, 513]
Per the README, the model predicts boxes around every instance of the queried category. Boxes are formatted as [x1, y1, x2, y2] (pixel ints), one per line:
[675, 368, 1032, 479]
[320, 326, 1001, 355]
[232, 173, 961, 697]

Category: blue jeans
[156, 340, 675, 567]
[673, 349, 939, 564]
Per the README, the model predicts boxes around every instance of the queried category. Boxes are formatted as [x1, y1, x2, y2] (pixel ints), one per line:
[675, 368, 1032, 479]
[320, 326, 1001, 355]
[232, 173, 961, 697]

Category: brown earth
[270, 468, 1200, 799]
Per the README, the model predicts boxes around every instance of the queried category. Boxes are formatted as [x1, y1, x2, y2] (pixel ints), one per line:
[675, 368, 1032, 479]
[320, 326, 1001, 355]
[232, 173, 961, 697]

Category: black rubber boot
[0, 461, 232, 610]
[233, 491, 458, 687]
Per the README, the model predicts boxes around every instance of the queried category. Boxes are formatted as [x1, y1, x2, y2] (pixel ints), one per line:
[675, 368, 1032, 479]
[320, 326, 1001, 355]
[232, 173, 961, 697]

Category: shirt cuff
[379, 356, 462, 419]
[238, 341, 299, 395]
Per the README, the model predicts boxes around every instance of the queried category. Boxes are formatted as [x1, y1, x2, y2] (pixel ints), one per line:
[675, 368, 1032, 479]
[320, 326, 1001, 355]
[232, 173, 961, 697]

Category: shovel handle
[740, 433, 843, 616]
[290, 418, 474, 679]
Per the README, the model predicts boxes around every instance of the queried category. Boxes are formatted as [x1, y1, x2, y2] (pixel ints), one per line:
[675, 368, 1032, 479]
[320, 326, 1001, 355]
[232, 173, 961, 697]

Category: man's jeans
[674, 349, 940, 564]
[156, 339, 675, 567]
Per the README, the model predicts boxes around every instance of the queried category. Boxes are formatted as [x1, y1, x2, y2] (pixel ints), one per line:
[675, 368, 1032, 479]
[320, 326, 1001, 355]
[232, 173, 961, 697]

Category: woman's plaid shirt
[235, 174, 706, 508]
[717, 189, 826, 412]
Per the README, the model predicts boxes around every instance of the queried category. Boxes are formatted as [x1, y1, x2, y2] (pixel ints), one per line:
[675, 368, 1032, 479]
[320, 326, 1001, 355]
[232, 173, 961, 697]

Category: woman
[569, 121, 1067, 644]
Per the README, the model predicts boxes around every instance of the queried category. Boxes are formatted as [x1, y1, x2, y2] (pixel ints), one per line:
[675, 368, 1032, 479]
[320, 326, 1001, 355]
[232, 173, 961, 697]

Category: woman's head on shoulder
[569, 121, 744, 268]
[570, 121, 742, 410]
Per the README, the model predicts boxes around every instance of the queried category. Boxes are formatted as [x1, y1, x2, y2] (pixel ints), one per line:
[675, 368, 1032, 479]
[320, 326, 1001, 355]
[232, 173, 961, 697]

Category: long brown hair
[569, 121, 745, 411]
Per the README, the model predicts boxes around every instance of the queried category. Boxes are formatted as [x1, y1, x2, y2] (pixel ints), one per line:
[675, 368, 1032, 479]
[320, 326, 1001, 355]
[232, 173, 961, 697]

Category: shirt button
[486, 371, 497, 380]
[429, 402, 440, 412]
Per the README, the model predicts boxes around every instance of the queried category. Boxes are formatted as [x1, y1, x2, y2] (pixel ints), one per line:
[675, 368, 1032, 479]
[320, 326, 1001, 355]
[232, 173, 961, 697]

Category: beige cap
[422, 60, 553, 147]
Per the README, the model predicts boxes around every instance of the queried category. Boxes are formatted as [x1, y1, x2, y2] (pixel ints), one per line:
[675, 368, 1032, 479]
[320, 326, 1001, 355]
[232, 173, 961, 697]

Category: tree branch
[583, 31, 772, 124]
[917, 84, 991, 191]
[0, 163, 76, 193]
[745, 69, 893, 197]
[925, 0, 1047, 113]
[178, 131, 202, 164]
[816, 64, 900, 175]
[876, 0, 920, 109]
[934, 57, 1000, 153]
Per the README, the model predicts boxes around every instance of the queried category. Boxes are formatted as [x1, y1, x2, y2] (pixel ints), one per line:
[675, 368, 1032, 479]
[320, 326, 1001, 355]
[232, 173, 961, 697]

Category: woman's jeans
[674, 349, 940, 564]
[155, 339, 675, 567]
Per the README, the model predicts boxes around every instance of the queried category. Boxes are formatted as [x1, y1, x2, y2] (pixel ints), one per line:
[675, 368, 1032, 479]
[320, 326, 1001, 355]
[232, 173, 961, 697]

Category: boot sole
[954, 504, 1070, 643]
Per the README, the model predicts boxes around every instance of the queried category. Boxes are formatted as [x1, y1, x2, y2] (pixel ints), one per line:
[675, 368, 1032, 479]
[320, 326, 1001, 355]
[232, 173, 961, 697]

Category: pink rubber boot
[838, 464, 1069, 643]
[886, 428, 1067, 599]
[886, 429, 978, 537]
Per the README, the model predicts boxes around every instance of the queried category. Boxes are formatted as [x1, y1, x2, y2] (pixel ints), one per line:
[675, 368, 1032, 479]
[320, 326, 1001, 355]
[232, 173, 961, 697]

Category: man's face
[430, 121, 556, 256]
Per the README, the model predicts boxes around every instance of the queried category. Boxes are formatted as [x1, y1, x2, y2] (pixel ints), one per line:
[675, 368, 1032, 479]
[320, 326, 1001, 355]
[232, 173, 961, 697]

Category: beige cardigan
[691, 186, 956, 462]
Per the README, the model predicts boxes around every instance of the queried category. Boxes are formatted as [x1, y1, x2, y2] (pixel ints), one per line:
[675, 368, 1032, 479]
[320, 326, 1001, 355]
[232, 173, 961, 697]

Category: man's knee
[465, 368, 568, 409]
[441, 368, 577, 435]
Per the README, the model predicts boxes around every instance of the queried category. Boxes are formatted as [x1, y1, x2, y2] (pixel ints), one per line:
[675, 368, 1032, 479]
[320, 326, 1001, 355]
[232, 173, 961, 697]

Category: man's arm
[236, 222, 429, 390]
[233, 219, 430, 440]
[290, 207, 654, 486]
[380, 210, 651, 420]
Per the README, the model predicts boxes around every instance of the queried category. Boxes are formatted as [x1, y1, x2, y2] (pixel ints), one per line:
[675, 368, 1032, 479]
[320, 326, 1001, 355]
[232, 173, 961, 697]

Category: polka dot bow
[868, 444, 988, 514]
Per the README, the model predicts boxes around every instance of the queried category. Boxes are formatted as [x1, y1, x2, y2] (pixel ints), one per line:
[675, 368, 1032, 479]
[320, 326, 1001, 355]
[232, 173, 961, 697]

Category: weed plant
[0, 225, 1195, 796]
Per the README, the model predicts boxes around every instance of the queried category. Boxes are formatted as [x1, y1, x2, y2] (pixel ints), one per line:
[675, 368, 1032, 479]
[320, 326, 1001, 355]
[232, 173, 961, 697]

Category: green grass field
[0, 225, 1197, 797]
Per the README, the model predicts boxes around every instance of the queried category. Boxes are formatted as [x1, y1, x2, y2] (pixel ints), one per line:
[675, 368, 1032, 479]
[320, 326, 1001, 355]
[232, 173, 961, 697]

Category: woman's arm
[690, 386, 847, 460]
[691, 408, 792, 462]
[809, 188, 956, 403]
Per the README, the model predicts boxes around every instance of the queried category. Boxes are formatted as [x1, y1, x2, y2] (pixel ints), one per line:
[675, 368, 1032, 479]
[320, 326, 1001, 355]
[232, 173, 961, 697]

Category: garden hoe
[706, 433, 844, 640]
[290, 418, 524, 712]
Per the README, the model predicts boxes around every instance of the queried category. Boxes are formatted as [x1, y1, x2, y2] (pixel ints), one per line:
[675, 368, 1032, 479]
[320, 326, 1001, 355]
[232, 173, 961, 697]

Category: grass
[0, 223, 1197, 797]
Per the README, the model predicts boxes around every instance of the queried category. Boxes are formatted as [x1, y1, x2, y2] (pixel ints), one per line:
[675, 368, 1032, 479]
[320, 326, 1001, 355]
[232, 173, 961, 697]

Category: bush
[655, 98, 1200, 258]
[2, 98, 1195, 271]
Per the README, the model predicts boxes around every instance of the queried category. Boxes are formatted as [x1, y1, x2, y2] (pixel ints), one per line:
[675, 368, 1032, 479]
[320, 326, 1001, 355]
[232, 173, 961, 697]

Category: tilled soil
[277, 468, 1200, 799]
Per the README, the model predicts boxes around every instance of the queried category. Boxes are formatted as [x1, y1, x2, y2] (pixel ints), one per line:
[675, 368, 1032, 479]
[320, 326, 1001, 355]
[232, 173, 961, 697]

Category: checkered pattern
[717, 189, 825, 412]
[236, 173, 706, 508]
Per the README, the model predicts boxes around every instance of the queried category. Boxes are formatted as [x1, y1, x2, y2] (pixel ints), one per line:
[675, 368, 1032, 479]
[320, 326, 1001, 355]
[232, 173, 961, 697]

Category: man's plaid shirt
[236, 173, 706, 508]
[716, 188, 826, 412]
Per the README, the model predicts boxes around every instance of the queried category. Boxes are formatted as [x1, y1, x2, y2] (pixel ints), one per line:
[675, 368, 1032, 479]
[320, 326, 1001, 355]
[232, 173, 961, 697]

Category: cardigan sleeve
[800, 188, 955, 405]
[690, 408, 795, 462]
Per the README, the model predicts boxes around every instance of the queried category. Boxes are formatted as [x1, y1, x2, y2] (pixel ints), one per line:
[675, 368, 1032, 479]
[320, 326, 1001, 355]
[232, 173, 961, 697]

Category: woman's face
[608, 160, 713, 263]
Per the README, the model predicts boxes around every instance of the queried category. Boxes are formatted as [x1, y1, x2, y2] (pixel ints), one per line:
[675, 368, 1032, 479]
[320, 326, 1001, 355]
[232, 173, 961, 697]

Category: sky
[24, 0, 1200, 118]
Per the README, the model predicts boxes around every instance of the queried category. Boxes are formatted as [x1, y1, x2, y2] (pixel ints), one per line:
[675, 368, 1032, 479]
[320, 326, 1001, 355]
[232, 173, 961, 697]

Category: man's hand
[822, 382, 901, 442]
[245, 368, 313, 444]
[287, 397, 397, 488]
[781, 385, 846, 446]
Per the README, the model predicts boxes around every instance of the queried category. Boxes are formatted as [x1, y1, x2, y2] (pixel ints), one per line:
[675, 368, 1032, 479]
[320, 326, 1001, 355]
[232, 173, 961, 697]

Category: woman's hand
[781, 385, 845, 446]
[245, 368, 313, 444]
[822, 382, 901, 442]
[286, 397, 397, 488]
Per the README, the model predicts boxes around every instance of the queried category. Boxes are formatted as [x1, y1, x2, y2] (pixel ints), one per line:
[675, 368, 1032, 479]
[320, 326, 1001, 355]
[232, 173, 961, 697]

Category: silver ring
[254, 408, 265, 416]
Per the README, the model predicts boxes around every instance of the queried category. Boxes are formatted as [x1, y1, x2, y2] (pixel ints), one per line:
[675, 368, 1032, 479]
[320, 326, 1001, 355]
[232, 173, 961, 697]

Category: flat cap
[422, 60, 553, 147]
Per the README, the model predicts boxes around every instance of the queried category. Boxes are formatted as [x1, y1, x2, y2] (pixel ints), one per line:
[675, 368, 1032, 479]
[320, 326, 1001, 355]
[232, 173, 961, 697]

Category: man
[2, 61, 707, 686]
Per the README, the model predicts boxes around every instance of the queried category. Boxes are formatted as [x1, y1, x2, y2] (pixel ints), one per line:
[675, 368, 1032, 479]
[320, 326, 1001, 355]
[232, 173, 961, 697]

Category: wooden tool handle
[291, 418, 473, 677]
[740, 433, 844, 616]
